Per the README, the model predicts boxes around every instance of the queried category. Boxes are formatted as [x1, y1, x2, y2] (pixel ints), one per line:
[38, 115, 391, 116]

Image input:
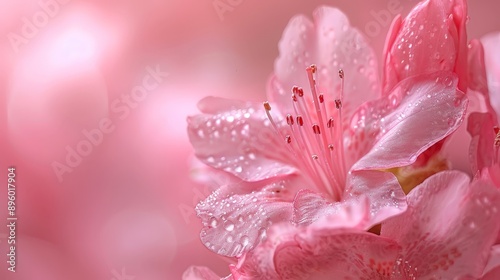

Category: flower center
[263, 64, 346, 201]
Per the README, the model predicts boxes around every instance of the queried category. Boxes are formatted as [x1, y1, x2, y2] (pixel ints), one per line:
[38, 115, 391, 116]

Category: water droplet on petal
[241, 235, 250, 246]
[209, 217, 218, 228]
[224, 221, 235, 231]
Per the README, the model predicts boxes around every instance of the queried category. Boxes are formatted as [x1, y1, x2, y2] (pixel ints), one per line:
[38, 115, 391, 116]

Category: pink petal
[196, 179, 296, 257]
[182, 266, 225, 280]
[293, 189, 370, 228]
[233, 224, 296, 279]
[187, 97, 296, 182]
[482, 32, 500, 123]
[274, 230, 400, 279]
[382, 171, 500, 279]
[344, 170, 407, 226]
[381, 14, 402, 93]
[468, 39, 489, 95]
[293, 170, 406, 230]
[235, 224, 401, 279]
[269, 6, 380, 125]
[481, 245, 500, 280]
[383, 0, 468, 93]
[467, 112, 497, 173]
[350, 71, 467, 171]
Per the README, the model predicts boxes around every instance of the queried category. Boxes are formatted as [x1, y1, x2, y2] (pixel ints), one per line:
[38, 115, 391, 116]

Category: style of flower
[186, 2, 468, 273]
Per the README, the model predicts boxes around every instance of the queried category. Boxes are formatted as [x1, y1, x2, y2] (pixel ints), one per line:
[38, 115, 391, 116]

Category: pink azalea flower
[186, 4, 467, 271]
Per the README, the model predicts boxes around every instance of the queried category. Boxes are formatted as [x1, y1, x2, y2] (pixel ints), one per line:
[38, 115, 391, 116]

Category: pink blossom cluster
[185, 0, 500, 279]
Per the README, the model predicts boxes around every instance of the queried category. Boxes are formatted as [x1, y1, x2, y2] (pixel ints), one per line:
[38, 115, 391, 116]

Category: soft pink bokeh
[1, 0, 499, 279]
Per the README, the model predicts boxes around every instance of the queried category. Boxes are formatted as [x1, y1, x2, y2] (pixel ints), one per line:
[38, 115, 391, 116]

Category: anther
[286, 114, 294, 126]
[335, 99, 342, 109]
[312, 124, 321, 135]
[319, 94, 324, 103]
[297, 116, 304, 126]
[328, 144, 334, 151]
[292, 93, 298, 102]
[263, 101, 272, 111]
[285, 135, 292, 144]
[494, 126, 500, 146]
[327, 118, 334, 128]
[312, 154, 319, 160]
[338, 69, 344, 79]
[297, 87, 304, 97]
[308, 64, 317, 74]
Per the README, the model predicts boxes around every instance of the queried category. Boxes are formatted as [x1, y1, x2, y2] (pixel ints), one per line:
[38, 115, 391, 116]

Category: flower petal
[274, 230, 400, 279]
[269, 6, 380, 125]
[482, 32, 500, 123]
[345, 170, 407, 226]
[182, 266, 225, 280]
[468, 39, 489, 95]
[188, 97, 296, 182]
[293, 170, 406, 230]
[350, 72, 467, 171]
[467, 112, 497, 174]
[481, 245, 500, 280]
[292, 189, 370, 229]
[234, 224, 401, 280]
[196, 180, 296, 257]
[383, 0, 468, 93]
[382, 171, 500, 279]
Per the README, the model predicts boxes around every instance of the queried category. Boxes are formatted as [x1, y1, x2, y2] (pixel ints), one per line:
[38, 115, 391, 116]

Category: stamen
[263, 65, 347, 201]
[327, 118, 334, 128]
[297, 116, 304, 126]
[312, 124, 321, 135]
[286, 114, 294, 126]
[494, 126, 500, 163]
[263, 101, 272, 111]
[494, 127, 500, 146]
[338, 69, 344, 79]
[335, 99, 342, 109]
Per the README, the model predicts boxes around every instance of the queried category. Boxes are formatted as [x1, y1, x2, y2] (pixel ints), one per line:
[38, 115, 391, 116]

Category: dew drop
[209, 217, 218, 228]
[241, 235, 250, 246]
[234, 166, 243, 173]
[224, 221, 235, 232]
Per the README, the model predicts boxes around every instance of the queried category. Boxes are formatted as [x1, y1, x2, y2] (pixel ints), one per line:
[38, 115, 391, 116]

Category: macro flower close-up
[1, 0, 500, 279]
[185, 0, 500, 279]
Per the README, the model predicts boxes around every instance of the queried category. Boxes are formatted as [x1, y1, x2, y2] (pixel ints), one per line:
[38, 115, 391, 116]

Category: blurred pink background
[1, 0, 499, 279]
